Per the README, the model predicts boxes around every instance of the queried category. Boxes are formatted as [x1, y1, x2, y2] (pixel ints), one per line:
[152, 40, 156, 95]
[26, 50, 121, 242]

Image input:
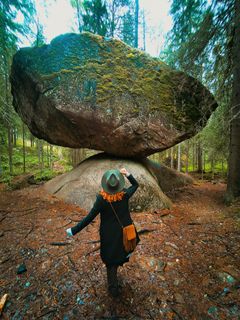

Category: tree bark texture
[226, 0, 240, 200]
[170, 147, 174, 169]
[134, 0, 139, 48]
[22, 123, 26, 173]
[142, 10, 146, 51]
[197, 141, 202, 173]
[185, 140, 189, 173]
[7, 126, 13, 175]
[177, 143, 181, 172]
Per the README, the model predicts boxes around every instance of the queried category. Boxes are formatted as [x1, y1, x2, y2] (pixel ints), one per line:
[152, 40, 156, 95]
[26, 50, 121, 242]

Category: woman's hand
[120, 168, 130, 176]
[66, 228, 73, 237]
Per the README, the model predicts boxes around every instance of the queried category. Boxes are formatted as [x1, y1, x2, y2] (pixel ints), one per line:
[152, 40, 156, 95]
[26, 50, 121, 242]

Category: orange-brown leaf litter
[0, 179, 239, 319]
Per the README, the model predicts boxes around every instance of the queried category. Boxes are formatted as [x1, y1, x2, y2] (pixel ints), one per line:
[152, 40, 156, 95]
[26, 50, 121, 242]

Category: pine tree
[32, 18, 46, 47]
[0, 0, 35, 175]
[106, 0, 130, 37]
[120, 9, 135, 46]
[70, 0, 83, 32]
[82, 0, 108, 36]
[134, 0, 139, 48]
[226, 0, 240, 200]
[165, 0, 239, 200]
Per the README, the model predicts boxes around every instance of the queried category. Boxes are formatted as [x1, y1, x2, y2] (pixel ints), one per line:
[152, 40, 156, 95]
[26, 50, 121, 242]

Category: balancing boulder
[11, 32, 217, 157]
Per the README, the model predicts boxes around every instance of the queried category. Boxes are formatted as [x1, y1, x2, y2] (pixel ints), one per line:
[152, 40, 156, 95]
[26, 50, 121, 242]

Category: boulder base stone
[44, 154, 172, 212]
[11, 32, 217, 158]
[143, 158, 194, 192]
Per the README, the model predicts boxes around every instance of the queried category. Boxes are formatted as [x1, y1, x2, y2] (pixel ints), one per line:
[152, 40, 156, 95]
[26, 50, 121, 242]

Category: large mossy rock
[11, 32, 217, 158]
[44, 153, 172, 212]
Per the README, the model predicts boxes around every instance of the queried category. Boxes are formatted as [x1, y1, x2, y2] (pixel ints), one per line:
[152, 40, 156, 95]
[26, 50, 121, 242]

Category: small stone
[17, 263, 27, 274]
[226, 275, 235, 283]
[218, 272, 236, 284]
[208, 306, 218, 315]
[229, 304, 240, 316]
[174, 279, 180, 286]
[175, 293, 184, 304]
[41, 259, 51, 270]
[76, 295, 84, 305]
[95, 305, 102, 312]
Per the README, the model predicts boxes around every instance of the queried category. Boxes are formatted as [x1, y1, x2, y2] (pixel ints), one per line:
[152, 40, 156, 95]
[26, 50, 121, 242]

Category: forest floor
[0, 176, 240, 320]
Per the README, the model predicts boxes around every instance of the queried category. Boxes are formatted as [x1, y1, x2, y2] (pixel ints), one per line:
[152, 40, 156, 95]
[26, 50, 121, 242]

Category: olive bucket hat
[101, 169, 125, 194]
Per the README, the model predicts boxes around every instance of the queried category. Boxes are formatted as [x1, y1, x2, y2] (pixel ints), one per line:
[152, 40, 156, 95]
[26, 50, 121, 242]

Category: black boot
[106, 265, 119, 297]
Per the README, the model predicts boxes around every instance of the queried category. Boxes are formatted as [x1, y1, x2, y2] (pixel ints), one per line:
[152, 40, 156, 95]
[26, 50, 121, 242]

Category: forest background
[0, 0, 239, 202]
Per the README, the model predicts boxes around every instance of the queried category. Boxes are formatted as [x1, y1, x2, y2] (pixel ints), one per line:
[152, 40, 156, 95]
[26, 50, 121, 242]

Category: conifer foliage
[165, 0, 239, 201]
[82, 0, 108, 36]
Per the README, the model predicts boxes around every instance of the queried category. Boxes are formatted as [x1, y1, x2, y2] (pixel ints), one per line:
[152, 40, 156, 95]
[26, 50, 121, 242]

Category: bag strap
[109, 202, 123, 229]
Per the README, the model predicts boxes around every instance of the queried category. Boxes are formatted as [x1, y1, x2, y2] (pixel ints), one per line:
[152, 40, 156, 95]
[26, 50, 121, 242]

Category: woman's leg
[106, 264, 119, 297]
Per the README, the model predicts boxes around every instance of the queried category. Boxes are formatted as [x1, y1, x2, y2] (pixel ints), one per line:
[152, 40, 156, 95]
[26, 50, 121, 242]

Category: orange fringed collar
[99, 190, 125, 202]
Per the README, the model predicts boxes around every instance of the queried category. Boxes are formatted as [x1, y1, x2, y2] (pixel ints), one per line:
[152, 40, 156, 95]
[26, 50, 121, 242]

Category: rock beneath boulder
[143, 158, 194, 192]
[44, 153, 172, 212]
[11, 32, 217, 158]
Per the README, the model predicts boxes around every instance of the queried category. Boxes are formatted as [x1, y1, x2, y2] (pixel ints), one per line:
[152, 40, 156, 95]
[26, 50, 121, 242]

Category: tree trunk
[185, 140, 189, 173]
[192, 141, 195, 172]
[0, 134, 2, 175]
[13, 128, 17, 147]
[76, 0, 82, 32]
[4, 53, 13, 175]
[226, 0, 240, 201]
[50, 145, 53, 170]
[211, 158, 215, 180]
[221, 159, 224, 176]
[7, 126, 13, 175]
[134, 0, 139, 48]
[30, 134, 34, 147]
[38, 139, 44, 173]
[0, 145, 2, 176]
[197, 141, 202, 172]
[177, 143, 181, 172]
[41, 141, 44, 170]
[110, 0, 115, 37]
[46, 144, 50, 167]
[170, 147, 174, 169]
[142, 10, 146, 51]
[203, 150, 206, 172]
[22, 122, 26, 173]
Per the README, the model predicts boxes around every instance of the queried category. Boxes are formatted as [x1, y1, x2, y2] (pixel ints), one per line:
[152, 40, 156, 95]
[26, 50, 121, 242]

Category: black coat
[71, 174, 139, 266]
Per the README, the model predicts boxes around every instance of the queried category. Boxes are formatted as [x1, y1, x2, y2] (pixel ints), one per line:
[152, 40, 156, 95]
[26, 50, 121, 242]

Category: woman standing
[66, 167, 139, 297]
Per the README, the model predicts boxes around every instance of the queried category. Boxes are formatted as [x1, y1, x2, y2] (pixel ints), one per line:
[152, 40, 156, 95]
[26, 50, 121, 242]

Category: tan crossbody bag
[109, 202, 137, 253]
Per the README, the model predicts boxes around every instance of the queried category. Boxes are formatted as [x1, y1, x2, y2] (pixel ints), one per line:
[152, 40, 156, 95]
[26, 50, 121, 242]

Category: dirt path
[0, 180, 239, 319]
